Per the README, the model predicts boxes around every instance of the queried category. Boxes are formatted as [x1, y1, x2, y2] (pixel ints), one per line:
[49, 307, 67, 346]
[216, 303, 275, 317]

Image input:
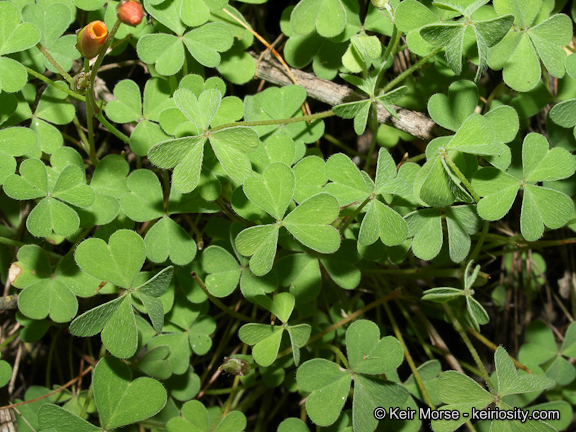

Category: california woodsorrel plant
[2, 0, 576, 431]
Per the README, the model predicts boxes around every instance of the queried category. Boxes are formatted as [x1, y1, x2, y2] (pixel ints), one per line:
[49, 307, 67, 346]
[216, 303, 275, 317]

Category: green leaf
[143, 0, 187, 35]
[278, 418, 310, 432]
[276, 253, 322, 302]
[407, 209, 443, 261]
[210, 127, 260, 184]
[120, 169, 165, 222]
[297, 358, 352, 426]
[235, 224, 280, 276]
[244, 85, 324, 145]
[136, 345, 171, 380]
[346, 320, 403, 374]
[4, 158, 47, 200]
[353, 375, 409, 432]
[489, 32, 540, 92]
[528, 14, 572, 79]
[427, 80, 478, 132]
[10, 244, 52, 288]
[283, 193, 341, 254]
[473, 168, 520, 221]
[27, 197, 79, 238]
[35, 84, 76, 125]
[324, 153, 372, 206]
[287, 324, 311, 366]
[244, 163, 296, 220]
[488, 11, 572, 92]
[465, 296, 489, 332]
[495, 346, 555, 396]
[0, 360, 12, 387]
[433, 371, 493, 432]
[38, 404, 100, 432]
[51, 165, 95, 208]
[445, 205, 481, 263]
[201, 245, 241, 297]
[255, 292, 295, 324]
[420, 23, 466, 75]
[136, 266, 173, 298]
[93, 356, 167, 429]
[105, 79, 142, 123]
[137, 33, 185, 76]
[70, 295, 138, 358]
[182, 22, 234, 68]
[75, 229, 146, 288]
[90, 154, 130, 199]
[518, 320, 558, 365]
[342, 34, 382, 74]
[332, 100, 371, 136]
[521, 184, 574, 241]
[175, 88, 220, 131]
[522, 133, 576, 182]
[493, 0, 540, 29]
[359, 200, 408, 247]
[0, 56, 29, 93]
[100, 295, 139, 358]
[290, 0, 346, 38]
[414, 156, 460, 207]
[318, 239, 361, 290]
[148, 136, 206, 194]
[422, 287, 463, 303]
[293, 156, 327, 203]
[18, 278, 77, 323]
[549, 99, 576, 128]
[239, 323, 283, 367]
[167, 400, 247, 432]
[0, 2, 41, 55]
[145, 217, 197, 265]
[75, 0, 106, 11]
[561, 322, 576, 358]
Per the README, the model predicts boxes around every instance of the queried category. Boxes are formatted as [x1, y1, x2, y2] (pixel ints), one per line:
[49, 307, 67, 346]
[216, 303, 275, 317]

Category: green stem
[94, 110, 130, 143]
[72, 116, 90, 155]
[210, 110, 335, 132]
[24, 66, 85, 102]
[443, 304, 496, 395]
[0, 236, 25, 248]
[363, 104, 380, 171]
[443, 153, 480, 202]
[84, 59, 98, 166]
[0, 327, 19, 346]
[324, 133, 366, 159]
[79, 385, 93, 419]
[406, 153, 426, 163]
[36, 43, 75, 86]
[469, 220, 489, 262]
[382, 26, 401, 63]
[383, 47, 442, 93]
[191, 272, 253, 322]
[384, 302, 435, 408]
[339, 195, 372, 234]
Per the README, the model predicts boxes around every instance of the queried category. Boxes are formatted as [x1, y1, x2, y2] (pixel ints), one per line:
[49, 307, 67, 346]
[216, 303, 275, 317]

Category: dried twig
[250, 52, 449, 142]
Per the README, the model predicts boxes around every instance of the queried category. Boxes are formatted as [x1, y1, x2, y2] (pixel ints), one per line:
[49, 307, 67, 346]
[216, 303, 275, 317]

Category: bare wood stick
[251, 52, 448, 141]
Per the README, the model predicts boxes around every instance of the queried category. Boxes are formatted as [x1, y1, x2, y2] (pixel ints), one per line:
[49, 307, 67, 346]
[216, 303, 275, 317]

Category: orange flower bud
[76, 21, 108, 59]
[117, 0, 145, 27]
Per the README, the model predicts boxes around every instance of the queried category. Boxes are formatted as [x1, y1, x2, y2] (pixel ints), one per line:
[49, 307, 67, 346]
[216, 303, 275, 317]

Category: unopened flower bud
[219, 357, 250, 377]
[76, 21, 108, 59]
[371, 0, 389, 8]
[117, 0, 145, 27]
